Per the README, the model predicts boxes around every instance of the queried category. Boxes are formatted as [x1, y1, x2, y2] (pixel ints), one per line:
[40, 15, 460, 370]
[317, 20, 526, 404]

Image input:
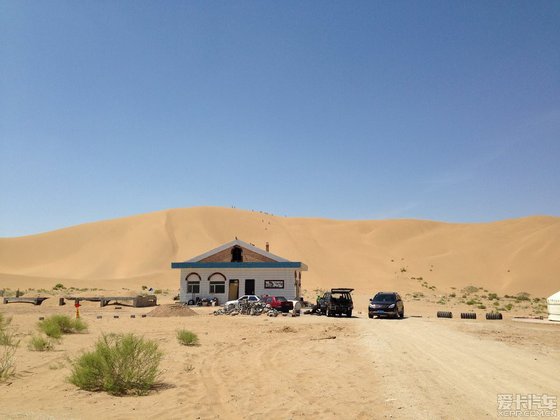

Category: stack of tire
[461, 312, 477, 319]
[437, 311, 453, 318]
[485, 312, 503, 320]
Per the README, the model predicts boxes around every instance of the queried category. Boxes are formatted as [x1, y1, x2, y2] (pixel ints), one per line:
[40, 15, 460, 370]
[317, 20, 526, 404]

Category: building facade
[171, 239, 307, 304]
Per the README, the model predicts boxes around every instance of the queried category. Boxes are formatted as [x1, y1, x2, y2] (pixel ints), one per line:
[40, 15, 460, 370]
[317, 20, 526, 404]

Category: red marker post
[74, 301, 81, 319]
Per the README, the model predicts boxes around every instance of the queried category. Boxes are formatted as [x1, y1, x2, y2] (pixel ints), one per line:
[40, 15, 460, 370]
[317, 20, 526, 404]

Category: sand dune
[1, 207, 559, 296]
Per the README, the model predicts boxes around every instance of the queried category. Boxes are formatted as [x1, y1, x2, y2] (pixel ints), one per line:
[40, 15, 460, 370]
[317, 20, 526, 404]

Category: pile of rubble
[213, 301, 299, 317]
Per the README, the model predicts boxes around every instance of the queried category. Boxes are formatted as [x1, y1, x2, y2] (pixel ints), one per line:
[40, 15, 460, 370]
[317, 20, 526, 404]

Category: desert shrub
[504, 303, 514, 311]
[466, 300, 478, 306]
[0, 344, 16, 381]
[488, 293, 499, 300]
[69, 333, 162, 395]
[0, 314, 18, 381]
[449, 293, 456, 298]
[400, 267, 407, 273]
[516, 292, 530, 302]
[462, 286, 479, 295]
[0, 315, 19, 347]
[154, 289, 163, 295]
[38, 315, 87, 339]
[477, 304, 486, 310]
[141, 285, 148, 290]
[177, 330, 199, 346]
[0, 314, 9, 331]
[29, 335, 54, 352]
[53, 283, 65, 290]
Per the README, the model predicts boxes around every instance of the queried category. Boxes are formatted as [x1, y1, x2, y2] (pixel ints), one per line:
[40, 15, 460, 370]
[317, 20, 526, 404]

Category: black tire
[437, 311, 453, 318]
[486, 312, 503, 320]
[461, 312, 477, 320]
[187, 299, 195, 306]
[368, 313, 373, 319]
[399, 310, 404, 319]
[347, 310, 352, 317]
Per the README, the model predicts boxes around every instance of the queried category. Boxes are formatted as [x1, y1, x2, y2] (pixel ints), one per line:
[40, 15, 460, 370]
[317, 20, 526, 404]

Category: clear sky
[1, 1, 559, 237]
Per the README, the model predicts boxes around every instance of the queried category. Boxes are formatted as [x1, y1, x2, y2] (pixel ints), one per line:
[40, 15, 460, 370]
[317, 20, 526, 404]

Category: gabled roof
[171, 239, 308, 270]
[186, 239, 289, 263]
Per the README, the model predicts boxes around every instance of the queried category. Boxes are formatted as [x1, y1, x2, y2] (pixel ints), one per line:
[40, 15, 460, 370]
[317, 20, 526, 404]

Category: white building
[547, 291, 560, 322]
[171, 239, 307, 305]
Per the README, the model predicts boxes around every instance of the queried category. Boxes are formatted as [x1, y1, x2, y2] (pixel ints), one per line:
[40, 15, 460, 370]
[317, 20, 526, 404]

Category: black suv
[368, 292, 404, 319]
[319, 288, 354, 317]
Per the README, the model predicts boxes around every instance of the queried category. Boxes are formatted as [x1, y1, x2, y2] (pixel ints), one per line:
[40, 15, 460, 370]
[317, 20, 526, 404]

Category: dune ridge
[0, 207, 558, 295]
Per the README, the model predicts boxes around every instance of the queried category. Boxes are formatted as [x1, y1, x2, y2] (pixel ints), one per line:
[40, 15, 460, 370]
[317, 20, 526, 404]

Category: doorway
[228, 279, 239, 300]
[245, 279, 255, 295]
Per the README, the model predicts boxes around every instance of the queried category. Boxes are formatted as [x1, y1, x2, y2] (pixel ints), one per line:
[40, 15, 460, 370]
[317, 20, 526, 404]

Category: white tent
[547, 291, 560, 322]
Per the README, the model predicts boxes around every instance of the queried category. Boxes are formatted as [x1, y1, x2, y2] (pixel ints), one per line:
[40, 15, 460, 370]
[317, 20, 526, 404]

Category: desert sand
[0, 206, 559, 296]
[1, 207, 559, 418]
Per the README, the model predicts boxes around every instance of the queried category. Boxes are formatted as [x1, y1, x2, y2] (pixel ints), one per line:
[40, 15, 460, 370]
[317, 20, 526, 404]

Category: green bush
[516, 292, 531, 302]
[53, 283, 65, 290]
[38, 315, 88, 339]
[504, 303, 514, 311]
[0, 314, 19, 347]
[0, 344, 16, 381]
[0, 314, 18, 381]
[462, 286, 479, 294]
[29, 335, 55, 352]
[177, 330, 199, 346]
[69, 333, 162, 395]
[0, 313, 9, 330]
[477, 304, 486, 309]
[488, 293, 499, 300]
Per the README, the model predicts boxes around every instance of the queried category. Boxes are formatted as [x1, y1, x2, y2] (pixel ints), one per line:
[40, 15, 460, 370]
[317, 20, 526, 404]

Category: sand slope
[0, 207, 559, 295]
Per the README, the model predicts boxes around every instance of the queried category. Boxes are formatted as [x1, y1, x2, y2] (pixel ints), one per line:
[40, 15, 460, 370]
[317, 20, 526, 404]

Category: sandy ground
[1, 297, 559, 420]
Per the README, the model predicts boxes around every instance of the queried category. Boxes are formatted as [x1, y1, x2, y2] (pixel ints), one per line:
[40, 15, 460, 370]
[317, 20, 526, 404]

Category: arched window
[208, 272, 226, 294]
[185, 273, 201, 294]
[231, 246, 243, 262]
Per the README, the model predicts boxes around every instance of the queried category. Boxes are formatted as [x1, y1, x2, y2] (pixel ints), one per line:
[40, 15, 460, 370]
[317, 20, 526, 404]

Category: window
[264, 280, 284, 289]
[231, 246, 243, 262]
[186, 273, 201, 294]
[187, 281, 200, 294]
[210, 281, 225, 294]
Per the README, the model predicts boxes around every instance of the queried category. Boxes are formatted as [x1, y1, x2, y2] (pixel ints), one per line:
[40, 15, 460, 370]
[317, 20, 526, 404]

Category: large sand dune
[1, 207, 559, 295]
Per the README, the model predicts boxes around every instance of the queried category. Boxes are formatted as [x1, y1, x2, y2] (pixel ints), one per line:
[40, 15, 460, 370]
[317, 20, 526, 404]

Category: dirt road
[1, 304, 558, 419]
[358, 316, 559, 419]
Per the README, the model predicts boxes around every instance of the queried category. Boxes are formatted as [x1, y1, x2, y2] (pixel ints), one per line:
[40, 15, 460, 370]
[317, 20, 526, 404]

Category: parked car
[318, 288, 354, 317]
[368, 292, 404, 319]
[224, 295, 261, 308]
[261, 295, 294, 312]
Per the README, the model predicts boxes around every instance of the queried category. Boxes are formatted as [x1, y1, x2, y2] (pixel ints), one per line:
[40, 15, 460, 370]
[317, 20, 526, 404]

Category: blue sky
[1, 1, 559, 237]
